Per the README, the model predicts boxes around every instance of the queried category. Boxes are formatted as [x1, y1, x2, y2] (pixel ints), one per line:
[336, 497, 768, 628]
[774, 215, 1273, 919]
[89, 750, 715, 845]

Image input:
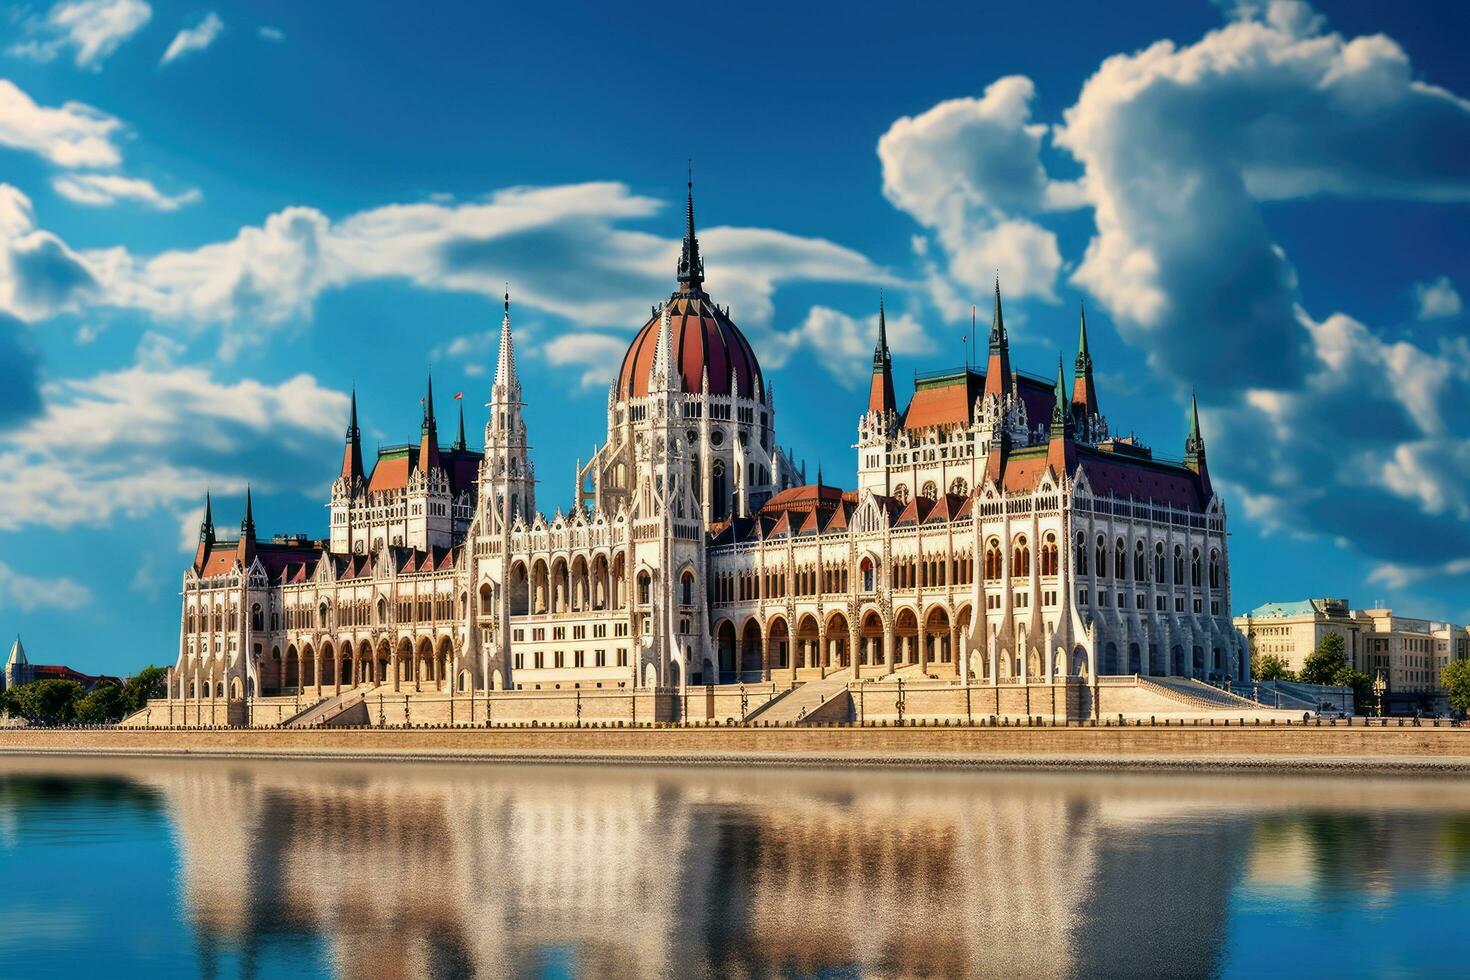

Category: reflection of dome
[615, 182, 764, 401]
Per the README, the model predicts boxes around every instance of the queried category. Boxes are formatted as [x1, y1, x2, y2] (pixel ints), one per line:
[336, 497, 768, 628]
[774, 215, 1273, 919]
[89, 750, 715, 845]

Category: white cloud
[0, 358, 348, 531]
[0, 184, 96, 323]
[6, 181, 888, 361]
[0, 560, 91, 611]
[52, 173, 201, 210]
[8, 0, 152, 70]
[0, 80, 122, 168]
[160, 11, 222, 65]
[257, 25, 284, 42]
[878, 75, 1083, 313]
[1414, 275, 1462, 321]
[879, 2, 1470, 580]
[764, 305, 934, 386]
[543, 332, 630, 388]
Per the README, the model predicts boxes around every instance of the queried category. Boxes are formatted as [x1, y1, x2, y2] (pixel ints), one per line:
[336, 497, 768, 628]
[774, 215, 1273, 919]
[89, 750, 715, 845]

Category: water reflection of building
[123, 764, 1329, 979]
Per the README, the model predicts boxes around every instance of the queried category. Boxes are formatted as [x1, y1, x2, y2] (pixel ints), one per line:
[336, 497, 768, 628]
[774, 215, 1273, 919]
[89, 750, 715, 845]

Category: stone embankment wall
[4, 722, 1469, 771]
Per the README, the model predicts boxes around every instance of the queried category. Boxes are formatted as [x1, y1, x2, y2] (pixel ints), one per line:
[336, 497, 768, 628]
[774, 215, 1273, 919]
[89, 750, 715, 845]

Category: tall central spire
[341, 388, 365, 483]
[419, 374, 441, 472]
[867, 291, 896, 416]
[676, 164, 704, 295]
[494, 289, 520, 394]
[982, 276, 1013, 399]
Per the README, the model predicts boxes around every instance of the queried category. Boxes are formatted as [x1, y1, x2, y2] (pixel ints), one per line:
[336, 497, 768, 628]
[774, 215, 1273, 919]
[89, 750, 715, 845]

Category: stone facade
[166, 186, 1247, 719]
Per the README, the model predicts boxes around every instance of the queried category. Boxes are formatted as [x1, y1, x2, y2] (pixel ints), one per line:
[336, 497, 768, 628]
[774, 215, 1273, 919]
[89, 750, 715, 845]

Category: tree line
[0, 667, 167, 725]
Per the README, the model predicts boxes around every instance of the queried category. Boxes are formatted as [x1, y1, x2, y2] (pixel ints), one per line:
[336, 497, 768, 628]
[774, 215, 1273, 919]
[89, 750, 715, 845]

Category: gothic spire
[1184, 389, 1212, 502]
[676, 165, 704, 295]
[341, 387, 365, 483]
[650, 302, 674, 392]
[237, 486, 256, 565]
[453, 396, 466, 452]
[419, 374, 441, 472]
[1051, 355, 1069, 433]
[867, 290, 897, 416]
[494, 288, 520, 396]
[982, 275, 1013, 399]
[1072, 301, 1099, 418]
[197, 490, 215, 544]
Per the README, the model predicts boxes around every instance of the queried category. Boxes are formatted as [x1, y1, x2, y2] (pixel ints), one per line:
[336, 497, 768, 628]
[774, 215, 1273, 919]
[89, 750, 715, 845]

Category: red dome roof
[617, 294, 764, 400]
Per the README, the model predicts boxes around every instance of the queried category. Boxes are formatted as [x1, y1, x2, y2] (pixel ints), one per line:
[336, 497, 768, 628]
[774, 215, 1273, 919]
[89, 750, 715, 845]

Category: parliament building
[161, 185, 1247, 725]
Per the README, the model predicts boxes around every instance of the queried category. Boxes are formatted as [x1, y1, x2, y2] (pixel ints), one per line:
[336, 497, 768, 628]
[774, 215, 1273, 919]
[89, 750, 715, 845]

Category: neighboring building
[168, 184, 1247, 710]
[1236, 601, 1470, 713]
[2, 634, 120, 692]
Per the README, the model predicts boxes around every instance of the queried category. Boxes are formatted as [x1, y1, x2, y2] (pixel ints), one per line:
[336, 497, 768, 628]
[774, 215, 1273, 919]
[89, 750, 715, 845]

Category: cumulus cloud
[543, 332, 631, 388]
[0, 312, 43, 429]
[0, 358, 348, 531]
[882, 1, 1470, 584]
[878, 75, 1084, 312]
[52, 172, 201, 210]
[763, 305, 934, 386]
[0, 560, 91, 610]
[8, 0, 152, 70]
[1413, 275, 1462, 321]
[0, 80, 122, 168]
[160, 11, 222, 65]
[0, 184, 96, 322]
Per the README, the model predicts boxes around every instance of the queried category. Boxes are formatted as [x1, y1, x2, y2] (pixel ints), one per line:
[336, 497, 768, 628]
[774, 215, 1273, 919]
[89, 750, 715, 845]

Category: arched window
[920, 480, 938, 501]
[950, 477, 968, 497]
[860, 557, 875, 592]
[1075, 532, 1089, 576]
[1041, 533, 1059, 576]
[1191, 548, 1202, 587]
[638, 570, 652, 606]
[894, 483, 911, 505]
[1154, 543, 1165, 584]
[1115, 539, 1127, 579]
[984, 539, 1002, 581]
[681, 572, 695, 605]
[1209, 549, 1221, 589]
[1133, 541, 1146, 581]
[250, 603, 263, 631]
[1096, 535, 1107, 578]
[479, 583, 493, 615]
[1012, 535, 1030, 577]
[1174, 545, 1185, 585]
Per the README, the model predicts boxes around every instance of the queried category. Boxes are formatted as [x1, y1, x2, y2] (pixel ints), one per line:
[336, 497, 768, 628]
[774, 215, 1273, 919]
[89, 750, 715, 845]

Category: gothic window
[1012, 535, 1030, 577]
[1115, 539, 1127, 579]
[638, 570, 651, 606]
[1191, 548, 1202, 587]
[250, 604, 264, 631]
[861, 557, 875, 592]
[1076, 532, 1090, 576]
[950, 478, 968, 497]
[920, 481, 938, 501]
[1096, 535, 1107, 578]
[894, 483, 911, 505]
[681, 572, 695, 605]
[984, 539, 1002, 581]
[1154, 543, 1166, 584]
[1133, 541, 1146, 581]
[1041, 533, 1059, 577]
[1174, 545, 1185, 585]
[1209, 549, 1221, 589]
[318, 603, 330, 630]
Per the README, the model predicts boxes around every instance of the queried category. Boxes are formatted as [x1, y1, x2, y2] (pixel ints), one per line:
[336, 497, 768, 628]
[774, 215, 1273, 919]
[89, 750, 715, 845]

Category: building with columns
[165, 182, 1246, 716]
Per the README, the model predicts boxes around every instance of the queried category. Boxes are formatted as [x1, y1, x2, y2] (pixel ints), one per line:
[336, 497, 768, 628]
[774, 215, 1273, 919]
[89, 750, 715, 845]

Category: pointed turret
[237, 486, 256, 566]
[341, 388, 365, 484]
[1047, 355, 1077, 477]
[675, 167, 705, 296]
[1184, 390, 1213, 501]
[867, 292, 897, 416]
[199, 491, 215, 544]
[494, 289, 519, 394]
[982, 276, 1013, 399]
[419, 374, 441, 473]
[453, 396, 467, 452]
[649, 303, 674, 393]
[1050, 356, 1070, 437]
[1072, 302, 1099, 419]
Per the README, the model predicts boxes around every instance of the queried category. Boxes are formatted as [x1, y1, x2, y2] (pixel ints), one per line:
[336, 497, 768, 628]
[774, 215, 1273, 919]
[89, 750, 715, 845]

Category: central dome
[615, 181, 763, 401]
[616, 294, 764, 400]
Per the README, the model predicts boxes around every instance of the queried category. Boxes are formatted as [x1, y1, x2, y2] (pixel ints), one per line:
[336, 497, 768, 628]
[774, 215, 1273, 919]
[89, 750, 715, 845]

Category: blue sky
[0, 0, 1466, 676]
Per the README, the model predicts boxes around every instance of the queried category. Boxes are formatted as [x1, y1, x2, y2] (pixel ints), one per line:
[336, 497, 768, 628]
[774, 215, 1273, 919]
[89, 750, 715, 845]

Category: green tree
[1300, 632, 1350, 685]
[1443, 659, 1470, 716]
[9, 679, 85, 724]
[0, 687, 17, 718]
[75, 683, 126, 724]
[1253, 653, 1297, 681]
[121, 665, 168, 715]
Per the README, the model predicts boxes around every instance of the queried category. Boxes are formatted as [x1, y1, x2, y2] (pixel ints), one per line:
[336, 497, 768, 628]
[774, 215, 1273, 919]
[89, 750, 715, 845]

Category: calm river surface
[1, 757, 1468, 979]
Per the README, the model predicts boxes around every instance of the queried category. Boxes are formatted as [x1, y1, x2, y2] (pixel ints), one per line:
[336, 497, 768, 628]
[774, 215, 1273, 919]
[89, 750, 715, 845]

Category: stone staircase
[280, 690, 367, 728]
[1140, 677, 1269, 713]
[752, 671, 853, 725]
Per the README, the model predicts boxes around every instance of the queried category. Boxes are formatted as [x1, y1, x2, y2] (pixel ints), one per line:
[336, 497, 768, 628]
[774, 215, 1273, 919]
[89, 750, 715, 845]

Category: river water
[1, 756, 1467, 979]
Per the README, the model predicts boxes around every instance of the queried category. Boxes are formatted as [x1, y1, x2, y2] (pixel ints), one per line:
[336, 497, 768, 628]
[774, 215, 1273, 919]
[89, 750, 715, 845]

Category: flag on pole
[453, 392, 463, 400]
